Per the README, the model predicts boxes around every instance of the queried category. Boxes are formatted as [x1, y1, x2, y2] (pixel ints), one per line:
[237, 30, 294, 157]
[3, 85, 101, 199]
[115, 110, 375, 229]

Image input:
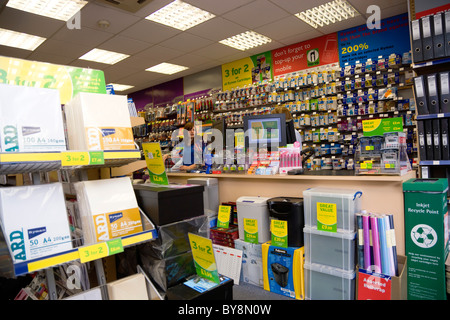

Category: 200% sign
[341, 43, 369, 54]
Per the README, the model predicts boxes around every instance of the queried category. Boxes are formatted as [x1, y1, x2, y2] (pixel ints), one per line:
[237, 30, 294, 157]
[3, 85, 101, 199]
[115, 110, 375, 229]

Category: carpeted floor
[232, 281, 294, 300]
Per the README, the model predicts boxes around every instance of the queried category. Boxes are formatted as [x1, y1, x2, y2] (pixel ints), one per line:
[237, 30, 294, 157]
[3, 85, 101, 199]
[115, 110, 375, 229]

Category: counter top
[167, 170, 417, 182]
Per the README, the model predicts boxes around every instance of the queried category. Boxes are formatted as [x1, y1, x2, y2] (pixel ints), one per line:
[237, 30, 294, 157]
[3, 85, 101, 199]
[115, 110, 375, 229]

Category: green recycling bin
[403, 178, 449, 300]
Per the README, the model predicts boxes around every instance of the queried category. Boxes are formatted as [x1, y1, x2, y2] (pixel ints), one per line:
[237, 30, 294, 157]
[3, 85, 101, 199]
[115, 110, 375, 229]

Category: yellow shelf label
[61, 151, 104, 166]
[78, 239, 123, 263]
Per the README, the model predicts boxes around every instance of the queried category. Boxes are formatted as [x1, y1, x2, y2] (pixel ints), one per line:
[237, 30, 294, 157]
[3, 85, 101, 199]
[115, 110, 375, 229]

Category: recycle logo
[410, 224, 437, 248]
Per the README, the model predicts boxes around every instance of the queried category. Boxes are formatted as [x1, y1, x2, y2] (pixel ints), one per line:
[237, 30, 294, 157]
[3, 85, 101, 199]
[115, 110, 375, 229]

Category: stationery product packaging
[0, 84, 66, 152]
[0, 183, 72, 263]
[262, 242, 304, 300]
[64, 92, 135, 150]
[107, 273, 149, 300]
[74, 177, 143, 244]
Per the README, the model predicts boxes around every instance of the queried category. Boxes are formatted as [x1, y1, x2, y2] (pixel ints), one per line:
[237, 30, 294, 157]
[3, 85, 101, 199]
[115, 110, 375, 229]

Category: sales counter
[167, 170, 417, 255]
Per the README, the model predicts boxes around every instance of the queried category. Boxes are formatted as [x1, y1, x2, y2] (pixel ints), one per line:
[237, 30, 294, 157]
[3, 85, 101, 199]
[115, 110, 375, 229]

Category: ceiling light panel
[0, 28, 46, 51]
[145, 0, 215, 31]
[6, 0, 88, 21]
[79, 49, 130, 65]
[145, 63, 189, 75]
[295, 0, 359, 28]
[219, 31, 272, 51]
[108, 83, 135, 91]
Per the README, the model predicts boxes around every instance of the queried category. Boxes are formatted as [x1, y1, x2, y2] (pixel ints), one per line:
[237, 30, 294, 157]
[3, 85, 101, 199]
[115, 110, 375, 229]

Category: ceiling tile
[222, 0, 291, 29]
[133, 44, 184, 62]
[267, 0, 331, 14]
[26, 51, 74, 66]
[254, 16, 315, 41]
[98, 35, 152, 55]
[79, 2, 141, 34]
[33, 39, 90, 60]
[52, 26, 113, 48]
[157, 32, 214, 53]
[187, 17, 248, 42]
[0, 45, 33, 60]
[184, 0, 256, 15]
[0, 7, 65, 38]
[118, 19, 181, 44]
[190, 43, 242, 60]
[278, 29, 325, 46]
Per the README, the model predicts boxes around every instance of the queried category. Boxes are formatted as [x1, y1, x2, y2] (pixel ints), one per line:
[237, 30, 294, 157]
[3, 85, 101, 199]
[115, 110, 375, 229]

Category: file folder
[414, 75, 429, 115]
[445, 11, 450, 57]
[432, 119, 441, 160]
[411, 19, 424, 63]
[417, 120, 427, 161]
[439, 71, 450, 113]
[425, 119, 434, 160]
[440, 118, 450, 160]
[432, 12, 445, 59]
[421, 16, 434, 61]
[426, 73, 440, 114]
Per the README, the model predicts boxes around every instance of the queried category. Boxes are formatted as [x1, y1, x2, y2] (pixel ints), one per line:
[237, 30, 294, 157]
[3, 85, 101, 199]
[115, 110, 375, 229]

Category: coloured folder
[432, 12, 445, 59]
[439, 71, 450, 113]
[414, 76, 429, 115]
[411, 19, 423, 63]
[421, 16, 434, 61]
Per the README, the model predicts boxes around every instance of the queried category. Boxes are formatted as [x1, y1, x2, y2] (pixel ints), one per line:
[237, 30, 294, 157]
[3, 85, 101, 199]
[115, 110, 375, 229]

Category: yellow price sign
[188, 233, 220, 283]
[78, 239, 123, 263]
[61, 151, 104, 166]
[217, 205, 231, 228]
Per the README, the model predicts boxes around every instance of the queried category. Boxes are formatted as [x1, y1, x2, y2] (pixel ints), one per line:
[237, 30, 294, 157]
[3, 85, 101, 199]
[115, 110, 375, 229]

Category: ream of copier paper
[74, 177, 143, 244]
[0, 84, 66, 152]
[64, 92, 135, 150]
[0, 183, 72, 263]
[107, 273, 149, 300]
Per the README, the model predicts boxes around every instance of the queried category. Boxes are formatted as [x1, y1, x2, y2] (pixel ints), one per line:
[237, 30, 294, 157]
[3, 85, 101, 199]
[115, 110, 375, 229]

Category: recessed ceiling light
[0, 28, 46, 51]
[145, 0, 215, 31]
[295, 0, 359, 28]
[219, 31, 272, 51]
[108, 83, 135, 91]
[6, 0, 88, 21]
[145, 62, 189, 75]
[79, 49, 130, 65]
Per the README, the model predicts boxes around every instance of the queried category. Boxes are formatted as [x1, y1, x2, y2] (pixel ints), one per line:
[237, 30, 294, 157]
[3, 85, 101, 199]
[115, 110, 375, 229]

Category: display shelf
[4, 212, 157, 277]
[419, 160, 450, 166]
[0, 150, 142, 175]
[416, 113, 450, 120]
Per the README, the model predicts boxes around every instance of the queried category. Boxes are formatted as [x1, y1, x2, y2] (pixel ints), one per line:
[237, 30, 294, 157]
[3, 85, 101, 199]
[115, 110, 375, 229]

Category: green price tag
[217, 205, 231, 228]
[244, 218, 258, 244]
[271, 219, 288, 248]
[188, 233, 220, 284]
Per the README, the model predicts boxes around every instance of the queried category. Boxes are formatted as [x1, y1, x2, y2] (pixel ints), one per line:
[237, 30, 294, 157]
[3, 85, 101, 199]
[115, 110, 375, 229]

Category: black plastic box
[166, 275, 233, 300]
[133, 184, 204, 226]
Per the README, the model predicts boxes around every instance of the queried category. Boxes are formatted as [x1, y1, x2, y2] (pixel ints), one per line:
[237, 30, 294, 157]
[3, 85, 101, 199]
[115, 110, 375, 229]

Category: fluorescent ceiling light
[108, 83, 135, 91]
[0, 28, 46, 51]
[145, 0, 215, 31]
[145, 62, 189, 75]
[79, 49, 130, 65]
[6, 0, 88, 21]
[295, 0, 359, 28]
[219, 31, 272, 51]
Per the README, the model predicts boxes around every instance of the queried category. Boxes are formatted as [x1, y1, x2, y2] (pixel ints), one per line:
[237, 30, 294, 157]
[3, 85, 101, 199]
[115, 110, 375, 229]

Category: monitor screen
[243, 113, 287, 148]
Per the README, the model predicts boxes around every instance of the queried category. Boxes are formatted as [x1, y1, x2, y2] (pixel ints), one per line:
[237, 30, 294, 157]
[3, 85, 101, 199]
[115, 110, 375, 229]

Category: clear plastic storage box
[304, 262, 356, 300]
[303, 187, 362, 232]
[303, 226, 356, 271]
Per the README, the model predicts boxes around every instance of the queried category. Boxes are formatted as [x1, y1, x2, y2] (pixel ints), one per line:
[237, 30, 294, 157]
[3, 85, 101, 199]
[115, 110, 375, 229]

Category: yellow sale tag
[61, 151, 104, 166]
[217, 205, 231, 228]
[78, 239, 123, 263]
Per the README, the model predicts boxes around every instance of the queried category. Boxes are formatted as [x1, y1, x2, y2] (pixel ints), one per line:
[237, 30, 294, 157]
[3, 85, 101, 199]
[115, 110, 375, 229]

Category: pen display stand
[355, 131, 411, 175]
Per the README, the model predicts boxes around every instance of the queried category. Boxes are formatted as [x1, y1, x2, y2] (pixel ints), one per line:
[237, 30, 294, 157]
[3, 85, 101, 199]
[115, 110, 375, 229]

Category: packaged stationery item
[64, 92, 135, 150]
[0, 183, 72, 263]
[0, 84, 66, 152]
[74, 177, 143, 244]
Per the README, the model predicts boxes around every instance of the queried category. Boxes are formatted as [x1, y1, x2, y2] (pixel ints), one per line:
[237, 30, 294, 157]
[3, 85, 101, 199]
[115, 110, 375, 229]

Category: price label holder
[188, 233, 220, 284]
[61, 151, 105, 166]
[79, 238, 123, 263]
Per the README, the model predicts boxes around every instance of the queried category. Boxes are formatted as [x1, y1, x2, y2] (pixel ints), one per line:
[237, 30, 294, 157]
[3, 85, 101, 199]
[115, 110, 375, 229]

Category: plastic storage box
[303, 187, 362, 232]
[187, 178, 219, 217]
[303, 226, 356, 271]
[304, 262, 355, 300]
[236, 196, 271, 243]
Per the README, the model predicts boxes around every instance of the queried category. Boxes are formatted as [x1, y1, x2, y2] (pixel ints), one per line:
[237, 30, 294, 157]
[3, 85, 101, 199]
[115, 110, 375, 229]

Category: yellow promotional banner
[188, 233, 220, 283]
[142, 142, 169, 185]
[222, 57, 253, 91]
[0, 56, 106, 104]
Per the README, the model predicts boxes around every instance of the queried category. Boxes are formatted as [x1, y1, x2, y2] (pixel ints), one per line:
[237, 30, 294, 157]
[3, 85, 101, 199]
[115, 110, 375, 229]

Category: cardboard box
[356, 255, 407, 300]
